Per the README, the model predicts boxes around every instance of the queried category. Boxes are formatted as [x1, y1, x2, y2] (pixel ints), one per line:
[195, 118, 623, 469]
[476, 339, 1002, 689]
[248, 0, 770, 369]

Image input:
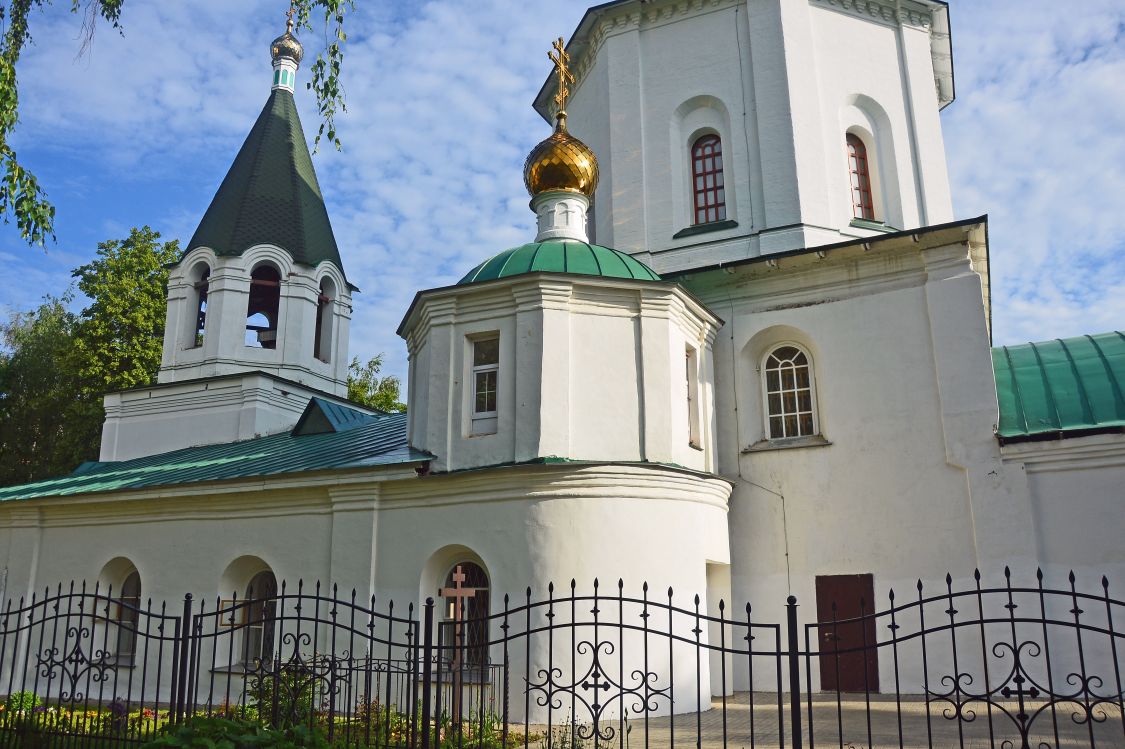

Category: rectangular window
[470, 336, 499, 435]
[686, 345, 701, 448]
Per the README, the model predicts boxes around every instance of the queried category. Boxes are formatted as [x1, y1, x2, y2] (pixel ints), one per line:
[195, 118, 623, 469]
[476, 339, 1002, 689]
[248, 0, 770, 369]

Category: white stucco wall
[401, 275, 721, 474]
[1002, 435, 1125, 584]
[680, 223, 1034, 691]
[552, 0, 954, 273]
[99, 372, 370, 462]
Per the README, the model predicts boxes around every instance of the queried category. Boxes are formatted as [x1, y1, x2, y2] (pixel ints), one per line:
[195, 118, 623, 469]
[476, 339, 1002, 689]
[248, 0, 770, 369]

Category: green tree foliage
[347, 354, 406, 413]
[71, 226, 179, 393]
[0, 295, 102, 485]
[0, 0, 353, 247]
[0, 226, 175, 485]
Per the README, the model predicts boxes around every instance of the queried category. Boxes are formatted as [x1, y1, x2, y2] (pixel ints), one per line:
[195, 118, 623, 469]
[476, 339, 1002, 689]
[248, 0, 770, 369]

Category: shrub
[5, 690, 41, 713]
[143, 716, 330, 748]
[249, 665, 319, 729]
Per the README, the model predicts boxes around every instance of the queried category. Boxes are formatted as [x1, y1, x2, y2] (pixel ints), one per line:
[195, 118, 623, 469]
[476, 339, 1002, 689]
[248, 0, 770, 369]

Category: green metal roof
[993, 331, 1125, 441]
[0, 409, 429, 502]
[458, 240, 661, 285]
[185, 89, 345, 278]
[292, 397, 380, 435]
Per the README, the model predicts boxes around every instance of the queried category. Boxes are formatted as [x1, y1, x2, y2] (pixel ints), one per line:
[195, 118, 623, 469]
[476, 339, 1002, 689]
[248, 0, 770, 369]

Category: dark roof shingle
[185, 89, 345, 278]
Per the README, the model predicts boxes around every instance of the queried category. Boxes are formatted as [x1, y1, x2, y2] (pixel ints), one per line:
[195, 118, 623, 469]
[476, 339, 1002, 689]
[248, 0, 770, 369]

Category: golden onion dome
[271, 12, 304, 66]
[523, 113, 599, 198]
[271, 32, 303, 64]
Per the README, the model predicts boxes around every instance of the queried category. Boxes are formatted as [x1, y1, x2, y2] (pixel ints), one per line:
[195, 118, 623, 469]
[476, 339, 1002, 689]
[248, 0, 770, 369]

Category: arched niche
[740, 325, 825, 445]
[670, 95, 738, 232]
[314, 275, 337, 363]
[97, 557, 142, 663]
[246, 262, 282, 349]
[840, 95, 903, 229]
[219, 555, 278, 667]
[186, 261, 211, 349]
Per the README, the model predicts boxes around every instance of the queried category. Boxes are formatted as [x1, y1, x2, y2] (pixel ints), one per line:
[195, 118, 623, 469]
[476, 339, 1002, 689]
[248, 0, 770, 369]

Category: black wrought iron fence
[0, 568, 1122, 748]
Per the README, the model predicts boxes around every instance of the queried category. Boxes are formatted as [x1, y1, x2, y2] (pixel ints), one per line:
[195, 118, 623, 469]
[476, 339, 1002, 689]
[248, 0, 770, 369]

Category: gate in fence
[1, 569, 1123, 748]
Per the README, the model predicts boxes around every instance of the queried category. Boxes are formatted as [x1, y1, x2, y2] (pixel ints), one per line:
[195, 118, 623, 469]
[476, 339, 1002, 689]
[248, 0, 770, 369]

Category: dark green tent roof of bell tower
[185, 89, 345, 278]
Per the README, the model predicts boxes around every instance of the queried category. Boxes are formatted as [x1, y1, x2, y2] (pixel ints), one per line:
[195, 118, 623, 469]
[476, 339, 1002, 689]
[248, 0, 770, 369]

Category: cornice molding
[543, 0, 743, 119]
[381, 462, 732, 511]
[810, 0, 933, 31]
[1001, 433, 1125, 472]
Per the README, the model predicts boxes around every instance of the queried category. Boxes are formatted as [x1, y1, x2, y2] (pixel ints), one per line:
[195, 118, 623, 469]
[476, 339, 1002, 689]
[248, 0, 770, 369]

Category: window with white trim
[470, 336, 499, 435]
[686, 345, 701, 448]
[763, 345, 817, 439]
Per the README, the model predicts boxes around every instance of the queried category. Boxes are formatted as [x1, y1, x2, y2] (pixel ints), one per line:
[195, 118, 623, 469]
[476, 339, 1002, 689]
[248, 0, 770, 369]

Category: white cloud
[942, 0, 1125, 345]
[1, 0, 1121, 384]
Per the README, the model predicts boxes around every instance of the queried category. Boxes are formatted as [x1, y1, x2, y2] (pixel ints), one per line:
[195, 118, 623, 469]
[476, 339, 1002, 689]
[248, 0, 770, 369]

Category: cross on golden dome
[549, 37, 575, 112]
[523, 36, 599, 198]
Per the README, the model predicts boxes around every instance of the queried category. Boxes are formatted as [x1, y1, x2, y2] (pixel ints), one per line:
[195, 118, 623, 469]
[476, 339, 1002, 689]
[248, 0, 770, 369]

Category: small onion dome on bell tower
[523, 38, 599, 243]
[270, 7, 304, 93]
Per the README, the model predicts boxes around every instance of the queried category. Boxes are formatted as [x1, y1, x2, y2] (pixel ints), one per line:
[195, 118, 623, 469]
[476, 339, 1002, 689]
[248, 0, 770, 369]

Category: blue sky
[1, 0, 1122, 388]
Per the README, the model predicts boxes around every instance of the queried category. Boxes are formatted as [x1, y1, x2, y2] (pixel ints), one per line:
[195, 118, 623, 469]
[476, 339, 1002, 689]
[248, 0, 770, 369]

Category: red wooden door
[815, 574, 879, 693]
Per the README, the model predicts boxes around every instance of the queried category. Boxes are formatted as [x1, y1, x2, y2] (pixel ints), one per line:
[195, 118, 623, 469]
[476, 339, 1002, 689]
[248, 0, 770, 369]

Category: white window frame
[469, 334, 499, 436]
[685, 344, 701, 448]
[760, 343, 819, 441]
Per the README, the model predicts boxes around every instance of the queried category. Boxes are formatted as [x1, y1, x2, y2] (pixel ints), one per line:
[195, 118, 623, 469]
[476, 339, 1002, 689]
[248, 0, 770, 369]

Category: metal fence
[0, 569, 1122, 748]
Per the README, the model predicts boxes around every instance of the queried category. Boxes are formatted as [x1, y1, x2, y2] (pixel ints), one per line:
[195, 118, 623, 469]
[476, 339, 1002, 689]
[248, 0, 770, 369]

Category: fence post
[786, 595, 803, 749]
[421, 597, 435, 749]
[174, 593, 193, 724]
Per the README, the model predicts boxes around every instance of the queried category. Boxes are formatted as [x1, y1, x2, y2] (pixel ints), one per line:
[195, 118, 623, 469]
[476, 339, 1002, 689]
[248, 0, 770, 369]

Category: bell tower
[99, 15, 360, 462]
[157, 15, 351, 394]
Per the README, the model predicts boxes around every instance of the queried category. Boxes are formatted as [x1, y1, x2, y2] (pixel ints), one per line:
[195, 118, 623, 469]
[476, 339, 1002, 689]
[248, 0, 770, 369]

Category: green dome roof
[458, 240, 661, 285]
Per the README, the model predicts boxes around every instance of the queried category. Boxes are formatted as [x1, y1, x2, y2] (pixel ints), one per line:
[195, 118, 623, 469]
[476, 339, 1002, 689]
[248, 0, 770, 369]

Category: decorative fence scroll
[0, 568, 1122, 748]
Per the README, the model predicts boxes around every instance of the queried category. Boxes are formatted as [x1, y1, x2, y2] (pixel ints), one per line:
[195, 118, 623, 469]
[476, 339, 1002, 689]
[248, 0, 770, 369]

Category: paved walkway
[528, 692, 1124, 748]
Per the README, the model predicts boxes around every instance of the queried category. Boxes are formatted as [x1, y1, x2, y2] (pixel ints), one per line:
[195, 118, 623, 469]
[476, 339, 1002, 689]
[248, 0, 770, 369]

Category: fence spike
[668, 586, 674, 599]
[973, 568, 981, 581]
[1004, 565, 1012, 579]
[1103, 575, 1110, 590]
[643, 581, 649, 593]
[889, 588, 895, 602]
[1037, 567, 1044, 581]
[719, 598, 725, 612]
[618, 578, 624, 590]
[1069, 570, 1077, 584]
[548, 581, 554, 594]
[504, 593, 510, 605]
[945, 573, 953, 585]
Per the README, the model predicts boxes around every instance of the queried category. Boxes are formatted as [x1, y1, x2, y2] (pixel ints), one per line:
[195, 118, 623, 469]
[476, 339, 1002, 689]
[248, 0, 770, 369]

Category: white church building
[1, 0, 1123, 701]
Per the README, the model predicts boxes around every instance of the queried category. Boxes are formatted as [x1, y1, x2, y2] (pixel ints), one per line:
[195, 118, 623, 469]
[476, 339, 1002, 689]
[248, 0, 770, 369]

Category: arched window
[313, 277, 335, 363]
[243, 570, 278, 667]
[440, 562, 490, 669]
[189, 264, 210, 348]
[763, 345, 817, 439]
[114, 570, 141, 663]
[246, 264, 281, 349]
[846, 133, 875, 220]
[691, 134, 726, 225]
